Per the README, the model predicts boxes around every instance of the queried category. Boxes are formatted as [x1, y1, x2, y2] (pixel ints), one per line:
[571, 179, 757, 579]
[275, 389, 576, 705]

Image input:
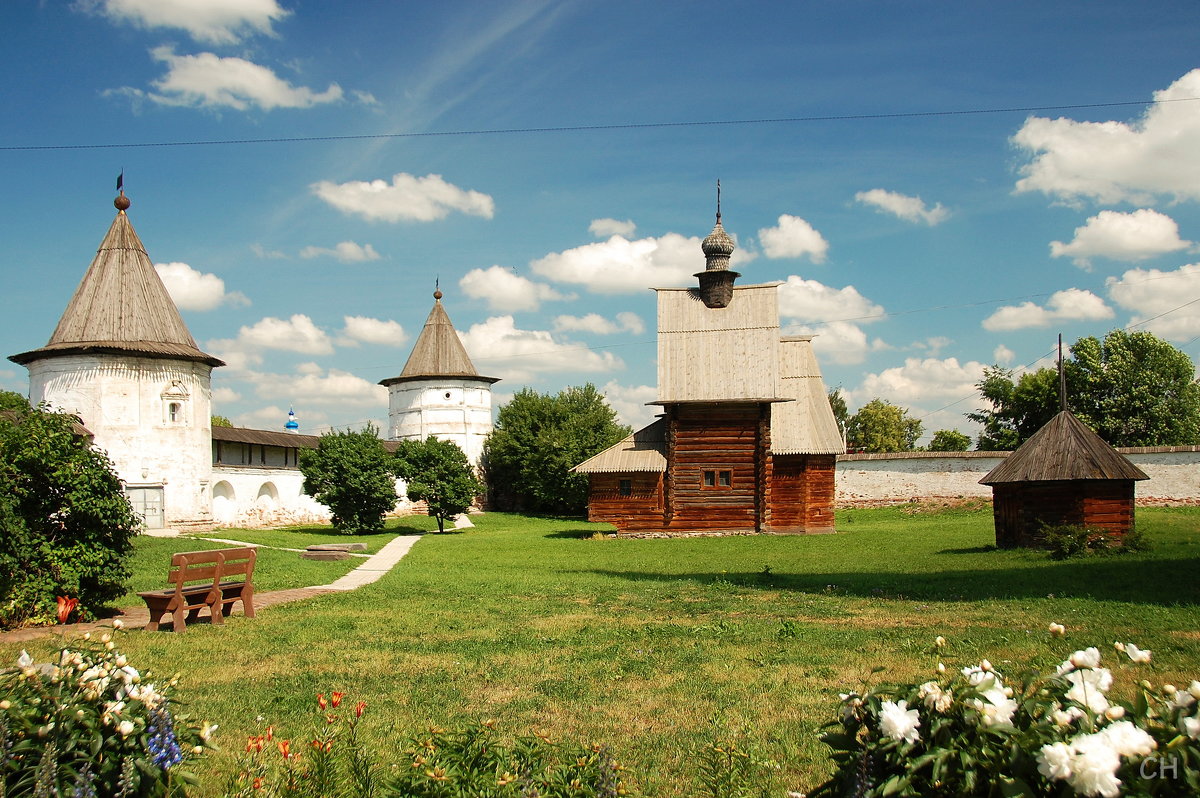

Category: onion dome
[701, 215, 736, 266]
[284, 407, 300, 433]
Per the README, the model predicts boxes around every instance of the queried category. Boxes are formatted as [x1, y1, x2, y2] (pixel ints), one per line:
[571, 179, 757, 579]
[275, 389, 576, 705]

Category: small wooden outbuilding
[979, 410, 1148, 548]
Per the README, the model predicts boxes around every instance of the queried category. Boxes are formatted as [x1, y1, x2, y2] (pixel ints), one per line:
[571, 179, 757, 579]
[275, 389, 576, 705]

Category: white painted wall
[211, 467, 412, 528]
[28, 354, 215, 524]
[386, 378, 493, 466]
[836, 449, 1200, 505]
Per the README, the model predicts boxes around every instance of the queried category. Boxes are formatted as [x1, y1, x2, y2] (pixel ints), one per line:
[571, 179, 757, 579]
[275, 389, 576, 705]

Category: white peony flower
[1124, 644, 1151, 664]
[1065, 647, 1103, 670]
[1037, 741, 1074, 780]
[1053, 706, 1086, 728]
[1063, 667, 1114, 714]
[1189, 681, 1200, 699]
[1049, 622, 1066, 637]
[117, 720, 135, 738]
[1184, 717, 1200, 739]
[1098, 721, 1156, 758]
[1067, 734, 1123, 798]
[918, 681, 953, 713]
[980, 695, 1019, 727]
[879, 699, 921, 744]
[17, 650, 32, 668]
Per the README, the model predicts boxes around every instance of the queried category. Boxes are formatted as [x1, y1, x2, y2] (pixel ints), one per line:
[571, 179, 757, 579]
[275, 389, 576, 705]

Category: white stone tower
[380, 289, 497, 466]
[9, 190, 224, 529]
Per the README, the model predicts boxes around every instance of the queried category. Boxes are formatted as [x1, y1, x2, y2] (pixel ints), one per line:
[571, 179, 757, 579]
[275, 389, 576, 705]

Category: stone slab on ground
[301, 550, 350, 561]
[307, 543, 367, 552]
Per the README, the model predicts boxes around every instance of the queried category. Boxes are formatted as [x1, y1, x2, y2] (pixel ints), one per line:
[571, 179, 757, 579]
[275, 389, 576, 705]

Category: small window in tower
[168, 402, 181, 423]
[619, 479, 632, 496]
[445, 391, 452, 399]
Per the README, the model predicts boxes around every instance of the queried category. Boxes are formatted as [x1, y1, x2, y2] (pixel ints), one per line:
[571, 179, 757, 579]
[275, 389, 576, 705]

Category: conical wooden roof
[10, 195, 223, 367]
[980, 410, 1148, 484]
[379, 291, 497, 386]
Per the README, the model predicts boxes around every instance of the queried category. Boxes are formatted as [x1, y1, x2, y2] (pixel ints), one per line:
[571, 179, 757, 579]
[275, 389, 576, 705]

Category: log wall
[585, 473, 663, 533]
[992, 480, 1136, 548]
[664, 403, 769, 532]
[770, 454, 836, 532]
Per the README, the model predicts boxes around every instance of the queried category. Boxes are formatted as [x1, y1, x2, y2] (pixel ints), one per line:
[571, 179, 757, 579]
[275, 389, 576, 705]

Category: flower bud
[0, 700, 10, 710]
[1164, 684, 1177, 696]
[100, 633, 111, 644]
[935, 636, 947, 648]
[112, 619, 124, 629]
[1048, 623, 1066, 637]
[981, 659, 993, 672]
[1105, 706, 1126, 720]
[936, 662, 946, 673]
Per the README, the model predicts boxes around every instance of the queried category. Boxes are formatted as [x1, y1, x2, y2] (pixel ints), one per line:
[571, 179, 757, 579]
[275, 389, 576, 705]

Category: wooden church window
[702, 470, 732, 489]
[619, 479, 632, 496]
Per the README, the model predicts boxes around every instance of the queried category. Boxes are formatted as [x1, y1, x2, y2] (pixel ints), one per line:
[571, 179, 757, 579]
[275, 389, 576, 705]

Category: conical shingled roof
[379, 291, 498, 386]
[980, 410, 1148, 485]
[10, 195, 223, 367]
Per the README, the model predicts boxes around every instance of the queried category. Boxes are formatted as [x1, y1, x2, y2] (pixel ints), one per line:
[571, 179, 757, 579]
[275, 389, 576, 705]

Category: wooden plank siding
[992, 480, 1137, 548]
[770, 454, 836, 533]
[585, 473, 664, 532]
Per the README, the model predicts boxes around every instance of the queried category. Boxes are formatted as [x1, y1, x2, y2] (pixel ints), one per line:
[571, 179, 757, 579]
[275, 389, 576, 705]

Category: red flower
[317, 693, 327, 710]
[253, 777, 264, 790]
[355, 701, 367, 718]
[56, 596, 78, 624]
[278, 739, 292, 759]
[331, 691, 344, 708]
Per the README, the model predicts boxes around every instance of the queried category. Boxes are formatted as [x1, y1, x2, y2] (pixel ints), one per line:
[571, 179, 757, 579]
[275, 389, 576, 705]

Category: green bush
[1, 625, 212, 796]
[0, 393, 141, 628]
[1037, 524, 1149, 560]
[298, 424, 398, 535]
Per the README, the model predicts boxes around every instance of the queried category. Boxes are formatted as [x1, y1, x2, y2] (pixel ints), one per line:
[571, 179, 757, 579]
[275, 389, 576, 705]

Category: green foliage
[813, 637, 1200, 797]
[926, 429, 971, 452]
[393, 437, 483, 532]
[969, 331, 1200, 450]
[828, 389, 849, 434]
[210, 415, 233, 428]
[1037, 523, 1150, 560]
[846, 399, 922, 453]
[483, 384, 631, 515]
[2, 628, 211, 796]
[298, 424, 397, 535]
[227, 713, 626, 798]
[697, 719, 777, 798]
[0, 394, 141, 628]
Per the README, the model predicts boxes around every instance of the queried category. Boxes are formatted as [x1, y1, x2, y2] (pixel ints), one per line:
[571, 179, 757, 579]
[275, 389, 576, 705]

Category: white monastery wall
[29, 354, 215, 524]
[836, 449, 1200, 506]
[210, 467, 411, 528]
[387, 379, 493, 466]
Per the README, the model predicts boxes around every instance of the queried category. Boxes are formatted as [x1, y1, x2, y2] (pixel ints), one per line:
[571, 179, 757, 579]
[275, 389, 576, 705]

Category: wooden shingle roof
[571, 418, 667, 473]
[9, 196, 223, 368]
[380, 293, 497, 387]
[979, 410, 1149, 485]
[770, 336, 845, 455]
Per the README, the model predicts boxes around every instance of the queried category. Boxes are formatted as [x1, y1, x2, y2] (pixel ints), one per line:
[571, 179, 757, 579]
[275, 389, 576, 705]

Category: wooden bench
[137, 547, 256, 632]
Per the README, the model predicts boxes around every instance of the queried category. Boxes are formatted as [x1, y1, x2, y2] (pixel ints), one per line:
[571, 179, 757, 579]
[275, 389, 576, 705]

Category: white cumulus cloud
[531, 232, 753, 294]
[211, 386, 241, 404]
[90, 0, 290, 45]
[299, 241, 382, 263]
[1106, 262, 1200, 341]
[458, 266, 573, 312]
[589, 218, 637, 238]
[993, 344, 1016, 365]
[854, 357, 988, 407]
[458, 316, 623, 382]
[339, 316, 408, 347]
[758, 215, 829, 262]
[248, 365, 387, 407]
[129, 46, 346, 111]
[855, 188, 950, 225]
[982, 288, 1113, 331]
[212, 314, 334, 360]
[552, 312, 645, 335]
[1013, 69, 1200, 204]
[311, 173, 494, 222]
[154, 262, 249, 311]
[777, 276, 885, 323]
[599, 380, 658, 429]
[1050, 209, 1192, 268]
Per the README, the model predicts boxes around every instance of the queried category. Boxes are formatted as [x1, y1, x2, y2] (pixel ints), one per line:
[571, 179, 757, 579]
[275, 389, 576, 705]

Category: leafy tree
[1069, 329, 1200, 446]
[483, 384, 631, 515]
[211, 415, 233, 427]
[828, 388, 849, 434]
[0, 391, 141, 627]
[966, 366, 1060, 450]
[968, 330, 1200, 449]
[927, 429, 972, 452]
[393, 437, 483, 533]
[846, 398, 922, 453]
[299, 424, 397, 534]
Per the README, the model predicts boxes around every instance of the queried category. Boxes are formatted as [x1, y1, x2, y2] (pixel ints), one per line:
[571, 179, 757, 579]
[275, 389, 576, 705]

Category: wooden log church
[573, 206, 844, 535]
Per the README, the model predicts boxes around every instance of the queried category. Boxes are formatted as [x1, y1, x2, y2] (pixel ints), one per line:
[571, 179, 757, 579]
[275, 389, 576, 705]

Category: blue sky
[4, 1, 1200, 442]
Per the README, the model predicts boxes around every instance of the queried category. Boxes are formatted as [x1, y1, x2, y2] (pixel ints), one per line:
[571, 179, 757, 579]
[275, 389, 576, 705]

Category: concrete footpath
[0, 533, 424, 646]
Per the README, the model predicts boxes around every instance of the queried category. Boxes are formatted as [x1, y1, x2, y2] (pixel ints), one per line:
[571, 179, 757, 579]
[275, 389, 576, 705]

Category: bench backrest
[168, 550, 224, 594]
[219, 547, 256, 584]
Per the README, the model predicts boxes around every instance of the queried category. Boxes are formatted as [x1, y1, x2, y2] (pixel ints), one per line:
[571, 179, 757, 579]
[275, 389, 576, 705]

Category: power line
[3, 98, 1197, 152]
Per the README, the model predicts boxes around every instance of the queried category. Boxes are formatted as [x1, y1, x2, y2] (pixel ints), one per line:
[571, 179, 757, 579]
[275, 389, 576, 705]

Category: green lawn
[5, 505, 1198, 796]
